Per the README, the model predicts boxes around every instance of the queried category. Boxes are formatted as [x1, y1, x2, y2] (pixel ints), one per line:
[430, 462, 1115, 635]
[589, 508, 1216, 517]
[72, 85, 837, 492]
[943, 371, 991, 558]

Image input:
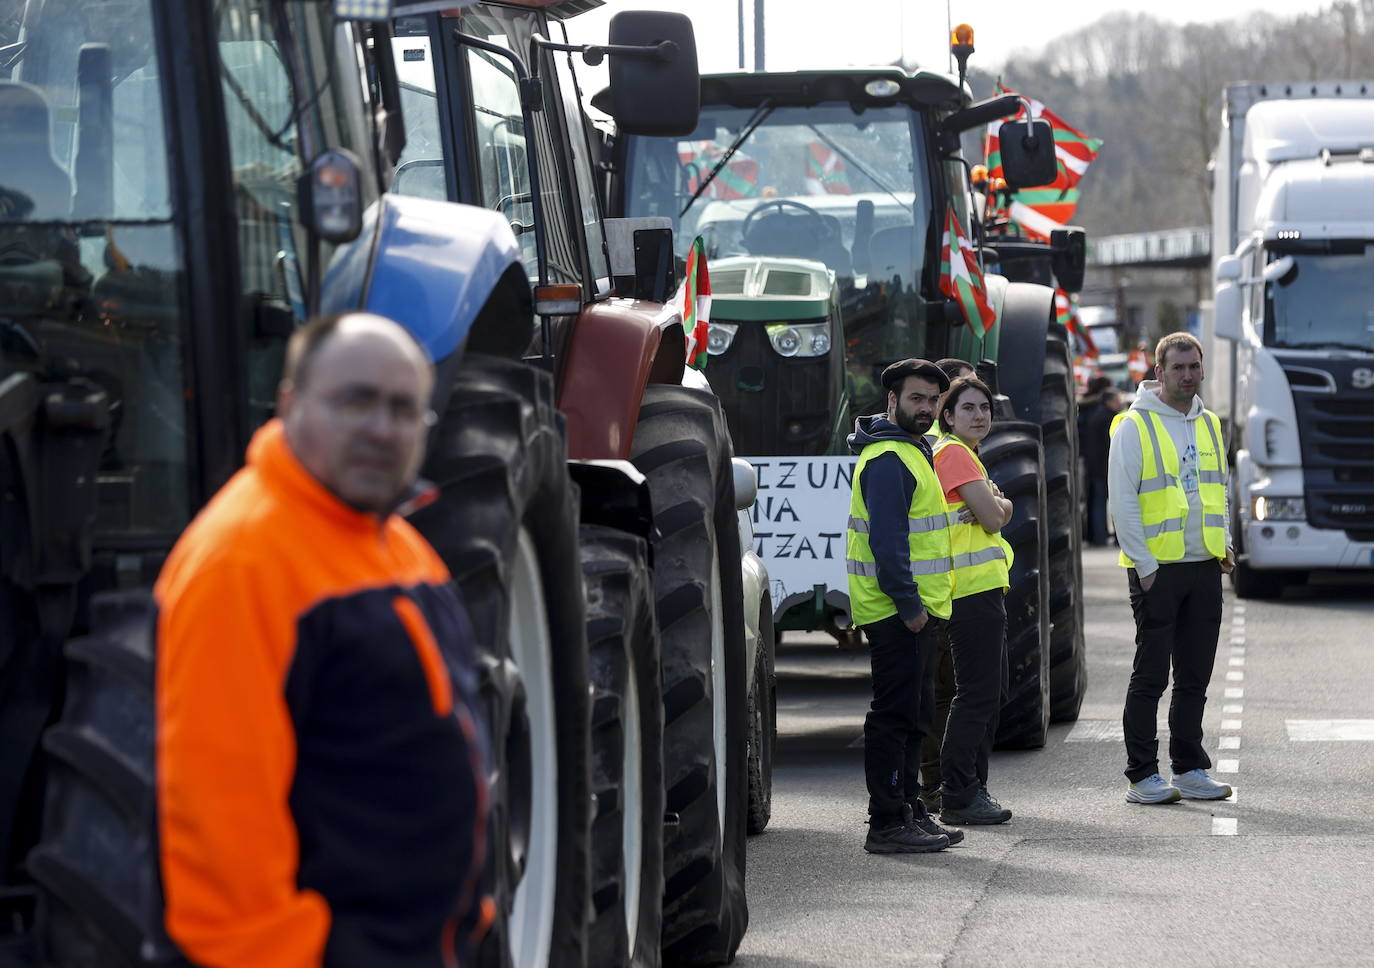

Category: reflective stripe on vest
[932, 434, 1014, 598]
[1110, 408, 1228, 568]
[846, 440, 955, 623]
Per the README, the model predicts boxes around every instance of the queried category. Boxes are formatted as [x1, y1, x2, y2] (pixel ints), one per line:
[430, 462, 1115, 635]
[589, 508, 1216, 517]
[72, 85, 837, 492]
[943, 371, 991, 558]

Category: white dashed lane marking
[1214, 605, 1245, 834]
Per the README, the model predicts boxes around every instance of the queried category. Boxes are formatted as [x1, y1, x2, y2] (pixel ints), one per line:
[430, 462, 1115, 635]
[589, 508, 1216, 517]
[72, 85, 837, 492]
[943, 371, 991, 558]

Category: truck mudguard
[991, 282, 1056, 425]
[322, 193, 522, 365]
[559, 301, 686, 460]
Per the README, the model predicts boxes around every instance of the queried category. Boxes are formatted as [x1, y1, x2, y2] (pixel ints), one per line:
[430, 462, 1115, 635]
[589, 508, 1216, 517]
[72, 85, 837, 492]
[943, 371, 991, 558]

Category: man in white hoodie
[1108, 332, 1236, 805]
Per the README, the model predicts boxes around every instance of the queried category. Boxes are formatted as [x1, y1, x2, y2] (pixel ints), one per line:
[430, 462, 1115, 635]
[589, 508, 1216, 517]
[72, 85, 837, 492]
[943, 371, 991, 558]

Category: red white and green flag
[803, 141, 852, 195]
[983, 85, 1102, 241]
[1055, 287, 1097, 357]
[678, 140, 759, 200]
[672, 236, 713, 370]
[939, 205, 996, 336]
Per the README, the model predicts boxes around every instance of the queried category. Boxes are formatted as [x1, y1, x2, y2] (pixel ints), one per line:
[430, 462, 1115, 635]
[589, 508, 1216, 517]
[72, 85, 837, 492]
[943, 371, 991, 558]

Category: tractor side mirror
[998, 117, 1057, 189]
[1213, 255, 1243, 342]
[605, 11, 699, 137]
[300, 150, 364, 243]
[1050, 227, 1086, 293]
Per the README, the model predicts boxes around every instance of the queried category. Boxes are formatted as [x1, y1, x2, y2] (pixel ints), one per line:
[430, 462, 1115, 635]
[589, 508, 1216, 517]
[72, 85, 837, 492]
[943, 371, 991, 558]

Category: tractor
[606, 28, 1087, 746]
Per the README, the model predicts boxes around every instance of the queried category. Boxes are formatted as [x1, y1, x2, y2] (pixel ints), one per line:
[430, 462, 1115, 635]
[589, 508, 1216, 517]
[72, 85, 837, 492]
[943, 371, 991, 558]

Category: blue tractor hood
[322, 193, 522, 365]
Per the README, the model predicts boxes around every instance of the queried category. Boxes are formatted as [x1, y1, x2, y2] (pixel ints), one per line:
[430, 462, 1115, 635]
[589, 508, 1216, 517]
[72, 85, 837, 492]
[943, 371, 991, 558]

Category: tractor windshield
[2, 0, 379, 539]
[621, 101, 933, 412]
[2, 0, 187, 536]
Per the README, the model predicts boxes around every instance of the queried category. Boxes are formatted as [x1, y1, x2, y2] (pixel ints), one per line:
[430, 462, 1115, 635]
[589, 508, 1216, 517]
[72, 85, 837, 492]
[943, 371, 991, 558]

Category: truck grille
[1283, 360, 1374, 530]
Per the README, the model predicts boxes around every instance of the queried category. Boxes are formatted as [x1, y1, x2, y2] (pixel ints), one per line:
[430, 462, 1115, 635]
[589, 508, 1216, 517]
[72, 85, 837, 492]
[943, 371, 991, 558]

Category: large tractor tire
[412, 353, 591, 968]
[1040, 327, 1087, 722]
[746, 597, 775, 836]
[631, 385, 749, 968]
[26, 591, 187, 968]
[982, 420, 1052, 750]
[581, 525, 665, 968]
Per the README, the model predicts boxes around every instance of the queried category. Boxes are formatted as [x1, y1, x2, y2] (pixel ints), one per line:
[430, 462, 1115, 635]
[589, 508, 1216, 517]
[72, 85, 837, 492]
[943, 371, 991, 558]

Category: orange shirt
[933, 439, 986, 504]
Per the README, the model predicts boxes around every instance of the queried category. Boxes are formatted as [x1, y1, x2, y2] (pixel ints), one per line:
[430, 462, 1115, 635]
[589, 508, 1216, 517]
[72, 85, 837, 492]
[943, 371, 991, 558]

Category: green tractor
[607, 45, 1088, 744]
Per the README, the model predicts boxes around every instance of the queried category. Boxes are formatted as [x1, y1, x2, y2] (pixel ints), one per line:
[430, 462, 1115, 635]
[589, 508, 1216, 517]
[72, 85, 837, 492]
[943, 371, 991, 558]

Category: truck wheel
[412, 354, 591, 968]
[1040, 327, 1087, 722]
[581, 525, 665, 968]
[982, 421, 1052, 750]
[27, 591, 187, 968]
[631, 385, 749, 967]
[1231, 557, 1286, 600]
[746, 599, 775, 836]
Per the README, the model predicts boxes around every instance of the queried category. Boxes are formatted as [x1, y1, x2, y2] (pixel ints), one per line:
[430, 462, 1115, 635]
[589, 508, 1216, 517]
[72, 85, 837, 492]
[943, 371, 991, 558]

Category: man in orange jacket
[155, 313, 489, 967]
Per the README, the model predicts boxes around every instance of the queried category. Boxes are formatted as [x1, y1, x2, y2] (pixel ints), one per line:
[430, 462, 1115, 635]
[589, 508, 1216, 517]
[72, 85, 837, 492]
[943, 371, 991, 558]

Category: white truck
[1206, 81, 1374, 598]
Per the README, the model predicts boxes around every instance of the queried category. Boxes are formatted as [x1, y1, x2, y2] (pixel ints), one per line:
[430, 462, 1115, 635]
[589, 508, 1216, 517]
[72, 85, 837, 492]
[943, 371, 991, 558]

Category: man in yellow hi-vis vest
[1108, 332, 1236, 805]
[846, 359, 962, 854]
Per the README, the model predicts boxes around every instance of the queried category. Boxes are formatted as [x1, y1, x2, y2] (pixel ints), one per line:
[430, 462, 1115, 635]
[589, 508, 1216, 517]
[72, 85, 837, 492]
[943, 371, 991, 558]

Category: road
[736, 547, 1374, 968]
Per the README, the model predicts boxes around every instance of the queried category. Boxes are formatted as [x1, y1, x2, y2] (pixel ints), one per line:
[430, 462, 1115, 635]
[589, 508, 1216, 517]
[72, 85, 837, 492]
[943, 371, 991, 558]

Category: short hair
[283, 314, 348, 389]
[283, 313, 429, 389]
[935, 357, 975, 381]
[882, 358, 950, 395]
[1085, 375, 1113, 395]
[1155, 332, 1203, 368]
[938, 375, 994, 433]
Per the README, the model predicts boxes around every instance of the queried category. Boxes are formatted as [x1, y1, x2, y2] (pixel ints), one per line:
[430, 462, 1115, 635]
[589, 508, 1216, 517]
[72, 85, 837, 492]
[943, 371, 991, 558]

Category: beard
[894, 405, 933, 437]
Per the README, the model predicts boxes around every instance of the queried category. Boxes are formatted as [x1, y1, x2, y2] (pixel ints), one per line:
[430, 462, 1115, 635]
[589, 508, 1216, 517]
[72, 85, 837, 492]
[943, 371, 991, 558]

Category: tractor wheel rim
[622, 665, 643, 953]
[508, 528, 557, 968]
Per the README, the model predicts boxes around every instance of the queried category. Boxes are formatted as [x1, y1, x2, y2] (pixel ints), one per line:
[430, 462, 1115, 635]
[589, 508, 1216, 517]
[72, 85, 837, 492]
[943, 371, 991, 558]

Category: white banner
[742, 456, 856, 609]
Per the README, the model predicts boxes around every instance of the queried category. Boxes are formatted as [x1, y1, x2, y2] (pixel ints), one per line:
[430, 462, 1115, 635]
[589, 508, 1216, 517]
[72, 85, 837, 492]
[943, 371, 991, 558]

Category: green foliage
[968, 1, 1374, 236]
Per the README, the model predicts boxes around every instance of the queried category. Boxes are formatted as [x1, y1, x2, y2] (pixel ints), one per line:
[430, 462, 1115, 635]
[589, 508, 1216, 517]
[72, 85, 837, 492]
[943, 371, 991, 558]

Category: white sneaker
[1126, 773, 1183, 804]
[1172, 769, 1233, 800]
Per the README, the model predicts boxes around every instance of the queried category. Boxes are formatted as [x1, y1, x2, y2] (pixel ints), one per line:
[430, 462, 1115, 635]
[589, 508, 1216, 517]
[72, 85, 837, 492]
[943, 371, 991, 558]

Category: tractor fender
[559, 299, 686, 460]
[321, 194, 525, 365]
[991, 280, 1056, 424]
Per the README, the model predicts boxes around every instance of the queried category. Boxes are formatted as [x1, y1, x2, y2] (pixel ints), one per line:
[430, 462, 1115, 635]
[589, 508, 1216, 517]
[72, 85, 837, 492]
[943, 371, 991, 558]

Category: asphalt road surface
[736, 547, 1374, 968]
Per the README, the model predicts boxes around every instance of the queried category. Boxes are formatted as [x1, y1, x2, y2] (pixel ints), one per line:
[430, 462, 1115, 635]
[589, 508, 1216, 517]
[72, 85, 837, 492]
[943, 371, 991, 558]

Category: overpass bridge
[1086, 226, 1211, 268]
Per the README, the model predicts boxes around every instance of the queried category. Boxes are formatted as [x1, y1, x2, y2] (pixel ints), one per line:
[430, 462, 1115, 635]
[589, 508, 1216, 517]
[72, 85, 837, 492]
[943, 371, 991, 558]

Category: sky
[567, 0, 1325, 77]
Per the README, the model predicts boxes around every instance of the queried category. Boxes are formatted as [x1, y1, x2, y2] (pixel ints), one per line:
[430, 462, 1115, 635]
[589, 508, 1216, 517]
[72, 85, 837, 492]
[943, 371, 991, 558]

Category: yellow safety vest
[932, 435, 1014, 598]
[846, 440, 955, 624]
[1109, 408, 1228, 568]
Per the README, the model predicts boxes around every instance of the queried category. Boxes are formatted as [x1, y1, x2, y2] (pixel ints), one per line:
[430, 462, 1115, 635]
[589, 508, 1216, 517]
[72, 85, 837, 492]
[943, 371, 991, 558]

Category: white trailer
[1206, 81, 1374, 597]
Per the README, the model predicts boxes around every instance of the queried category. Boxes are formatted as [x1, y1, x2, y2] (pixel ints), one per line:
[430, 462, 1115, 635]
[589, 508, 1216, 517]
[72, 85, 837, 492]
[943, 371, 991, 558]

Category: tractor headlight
[766, 322, 831, 358]
[1252, 496, 1304, 522]
[707, 323, 739, 356]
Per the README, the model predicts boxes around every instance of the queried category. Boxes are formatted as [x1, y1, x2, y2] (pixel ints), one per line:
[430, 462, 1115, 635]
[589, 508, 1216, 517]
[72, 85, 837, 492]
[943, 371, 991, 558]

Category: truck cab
[1209, 86, 1374, 596]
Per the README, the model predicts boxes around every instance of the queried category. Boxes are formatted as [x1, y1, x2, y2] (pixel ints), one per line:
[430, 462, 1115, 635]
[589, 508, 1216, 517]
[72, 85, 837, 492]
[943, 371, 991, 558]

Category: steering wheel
[740, 198, 838, 248]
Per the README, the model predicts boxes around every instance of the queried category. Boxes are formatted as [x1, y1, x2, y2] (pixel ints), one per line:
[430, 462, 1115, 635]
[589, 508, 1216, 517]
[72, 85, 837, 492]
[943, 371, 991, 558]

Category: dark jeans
[862, 613, 941, 824]
[940, 590, 1008, 809]
[1123, 559, 1224, 782]
[918, 623, 954, 793]
[1086, 476, 1110, 545]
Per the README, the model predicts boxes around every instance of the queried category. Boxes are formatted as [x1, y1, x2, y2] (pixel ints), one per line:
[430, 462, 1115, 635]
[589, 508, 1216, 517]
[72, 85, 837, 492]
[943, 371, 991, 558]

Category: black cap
[881, 358, 951, 394]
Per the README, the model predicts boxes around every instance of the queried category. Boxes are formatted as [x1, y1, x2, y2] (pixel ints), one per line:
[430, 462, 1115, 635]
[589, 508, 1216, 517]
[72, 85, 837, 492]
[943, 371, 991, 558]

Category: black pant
[918, 623, 954, 793]
[862, 613, 941, 824]
[940, 590, 1008, 809]
[1086, 475, 1110, 545]
[1123, 559, 1224, 782]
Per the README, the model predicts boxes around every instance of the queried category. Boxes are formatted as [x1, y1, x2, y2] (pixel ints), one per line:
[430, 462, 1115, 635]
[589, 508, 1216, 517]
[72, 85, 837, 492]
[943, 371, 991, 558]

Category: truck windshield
[2, 0, 187, 536]
[1264, 244, 1374, 353]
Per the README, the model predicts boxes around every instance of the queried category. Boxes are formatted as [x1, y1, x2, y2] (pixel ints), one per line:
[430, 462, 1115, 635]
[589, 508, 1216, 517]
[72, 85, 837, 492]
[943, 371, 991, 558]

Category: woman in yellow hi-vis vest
[1107, 333, 1236, 805]
[930, 376, 1016, 826]
[845, 359, 964, 854]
